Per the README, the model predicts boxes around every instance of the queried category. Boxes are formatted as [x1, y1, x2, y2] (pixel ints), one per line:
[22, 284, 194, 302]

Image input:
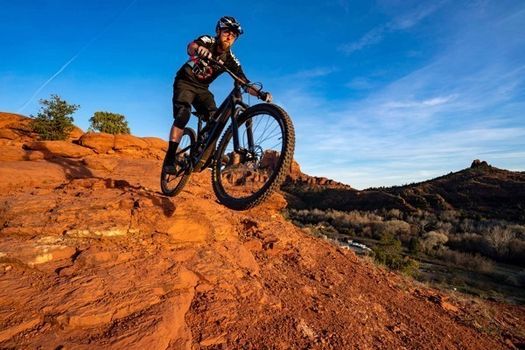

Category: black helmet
[216, 16, 243, 36]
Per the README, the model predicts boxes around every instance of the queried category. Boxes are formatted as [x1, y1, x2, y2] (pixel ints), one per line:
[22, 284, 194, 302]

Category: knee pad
[173, 104, 191, 129]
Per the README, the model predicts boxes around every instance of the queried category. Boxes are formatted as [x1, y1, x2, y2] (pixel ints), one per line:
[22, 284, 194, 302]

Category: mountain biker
[163, 16, 272, 174]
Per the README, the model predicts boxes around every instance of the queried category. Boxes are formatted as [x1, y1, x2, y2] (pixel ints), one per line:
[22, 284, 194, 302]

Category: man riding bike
[163, 16, 272, 174]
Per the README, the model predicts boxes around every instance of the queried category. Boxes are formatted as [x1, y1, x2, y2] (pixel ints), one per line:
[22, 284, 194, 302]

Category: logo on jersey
[189, 57, 214, 80]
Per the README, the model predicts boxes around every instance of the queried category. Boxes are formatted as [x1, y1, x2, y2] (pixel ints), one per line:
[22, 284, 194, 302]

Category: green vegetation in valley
[285, 207, 525, 303]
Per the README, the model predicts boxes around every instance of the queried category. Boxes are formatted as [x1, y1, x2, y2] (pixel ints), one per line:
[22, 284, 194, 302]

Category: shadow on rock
[47, 157, 94, 180]
[104, 178, 176, 217]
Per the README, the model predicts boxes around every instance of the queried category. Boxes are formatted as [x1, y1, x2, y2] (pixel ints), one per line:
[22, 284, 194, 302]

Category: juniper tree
[88, 111, 130, 134]
[30, 94, 79, 140]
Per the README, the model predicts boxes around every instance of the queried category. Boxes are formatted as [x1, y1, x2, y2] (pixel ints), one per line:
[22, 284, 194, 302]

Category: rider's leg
[167, 121, 184, 159]
[193, 88, 217, 124]
[169, 124, 184, 143]
[164, 79, 196, 174]
[164, 100, 192, 174]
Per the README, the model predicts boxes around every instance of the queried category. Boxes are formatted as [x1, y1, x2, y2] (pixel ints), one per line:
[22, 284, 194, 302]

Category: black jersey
[176, 35, 248, 86]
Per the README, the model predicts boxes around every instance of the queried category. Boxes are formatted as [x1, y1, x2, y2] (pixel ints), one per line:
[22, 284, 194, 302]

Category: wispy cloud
[278, 4, 525, 189]
[339, 27, 386, 55]
[345, 77, 375, 90]
[339, 2, 446, 54]
[287, 67, 338, 79]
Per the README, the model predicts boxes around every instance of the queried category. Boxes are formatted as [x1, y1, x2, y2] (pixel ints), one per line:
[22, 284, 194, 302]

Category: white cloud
[391, 2, 445, 30]
[340, 27, 386, 54]
[254, 3, 525, 189]
[339, 2, 446, 54]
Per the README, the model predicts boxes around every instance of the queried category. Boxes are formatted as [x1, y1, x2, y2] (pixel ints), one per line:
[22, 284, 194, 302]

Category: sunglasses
[221, 29, 239, 38]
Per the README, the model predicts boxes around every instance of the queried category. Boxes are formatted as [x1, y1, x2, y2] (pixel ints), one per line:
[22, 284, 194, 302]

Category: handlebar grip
[258, 91, 269, 101]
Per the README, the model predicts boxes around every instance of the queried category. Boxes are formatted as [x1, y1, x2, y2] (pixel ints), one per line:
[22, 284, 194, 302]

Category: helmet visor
[218, 22, 243, 35]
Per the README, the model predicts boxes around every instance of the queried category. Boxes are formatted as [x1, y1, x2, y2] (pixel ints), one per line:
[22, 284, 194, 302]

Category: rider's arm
[187, 41, 199, 56]
[187, 35, 214, 57]
[226, 54, 272, 102]
[245, 85, 271, 102]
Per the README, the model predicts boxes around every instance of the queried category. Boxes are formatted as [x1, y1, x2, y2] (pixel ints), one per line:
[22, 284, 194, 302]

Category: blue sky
[1, 0, 524, 189]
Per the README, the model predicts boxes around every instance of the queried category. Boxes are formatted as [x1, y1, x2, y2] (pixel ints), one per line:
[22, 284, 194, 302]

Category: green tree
[30, 94, 79, 140]
[88, 111, 130, 134]
[373, 232, 419, 275]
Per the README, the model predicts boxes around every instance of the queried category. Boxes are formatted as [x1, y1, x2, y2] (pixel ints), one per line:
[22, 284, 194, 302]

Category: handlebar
[200, 56, 269, 100]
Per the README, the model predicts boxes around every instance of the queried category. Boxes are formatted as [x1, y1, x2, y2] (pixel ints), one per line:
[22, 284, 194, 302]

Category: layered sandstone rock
[79, 132, 115, 153]
[23, 141, 94, 158]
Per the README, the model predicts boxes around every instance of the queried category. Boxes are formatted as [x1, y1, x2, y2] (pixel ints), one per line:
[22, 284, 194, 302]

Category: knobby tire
[211, 103, 295, 210]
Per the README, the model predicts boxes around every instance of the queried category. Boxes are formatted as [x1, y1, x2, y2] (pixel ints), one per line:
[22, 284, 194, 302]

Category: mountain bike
[160, 58, 295, 210]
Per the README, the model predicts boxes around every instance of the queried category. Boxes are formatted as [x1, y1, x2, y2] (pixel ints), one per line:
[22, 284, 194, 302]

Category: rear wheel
[211, 103, 295, 210]
[160, 128, 196, 197]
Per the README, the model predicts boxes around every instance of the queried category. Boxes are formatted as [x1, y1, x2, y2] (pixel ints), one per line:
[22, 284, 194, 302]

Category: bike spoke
[215, 111, 285, 199]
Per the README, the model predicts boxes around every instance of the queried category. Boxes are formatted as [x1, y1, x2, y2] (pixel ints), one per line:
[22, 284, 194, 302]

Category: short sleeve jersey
[176, 35, 248, 86]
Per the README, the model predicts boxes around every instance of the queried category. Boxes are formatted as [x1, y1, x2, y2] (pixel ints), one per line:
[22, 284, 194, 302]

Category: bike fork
[245, 118, 255, 151]
[232, 105, 254, 152]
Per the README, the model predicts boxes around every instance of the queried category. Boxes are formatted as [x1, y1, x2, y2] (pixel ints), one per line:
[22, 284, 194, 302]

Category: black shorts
[172, 78, 217, 121]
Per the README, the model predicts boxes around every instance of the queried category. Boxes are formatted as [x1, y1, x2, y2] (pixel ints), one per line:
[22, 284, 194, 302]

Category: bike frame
[178, 59, 257, 172]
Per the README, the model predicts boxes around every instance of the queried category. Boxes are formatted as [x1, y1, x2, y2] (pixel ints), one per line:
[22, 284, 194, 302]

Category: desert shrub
[508, 224, 525, 239]
[484, 226, 515, 257]
[325, 211, 354, 230]
[383, 209, 403, 220]
[436, 248, 494, 274]
[372, 233, 419, 275]
[382, 220, 411, 236]
[30, 94, 79, 140]
[434, 220, 453, 234]
[448, 233, 488, 255]
[439, 210, 460, 223]
[459, 218, 476, 233]
[344, 210, 382, 224]
[89, 111, 130, 134]
[286, 209, 383, 236]
[408, 237, 421, 255]
[448, 232, 525, 266]
[507, 239, 525, 266]
[421, 231, 449, 253]
[405, 210, 443, 235]
[371, 219, 411, 241]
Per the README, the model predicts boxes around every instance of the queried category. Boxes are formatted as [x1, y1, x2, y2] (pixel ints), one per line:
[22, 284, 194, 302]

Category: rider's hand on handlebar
[259, 91, 272, 103]
[196, 46, 212, 60]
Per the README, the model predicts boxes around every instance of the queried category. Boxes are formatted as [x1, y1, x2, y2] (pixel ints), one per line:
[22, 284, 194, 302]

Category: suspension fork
[246, 118, 255, 151]
[231, 98, 250, 152]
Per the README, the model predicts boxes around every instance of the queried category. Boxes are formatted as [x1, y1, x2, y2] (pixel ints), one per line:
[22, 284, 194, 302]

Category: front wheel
[160, 127, 196, 197]
[211, 103, 295, 210]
